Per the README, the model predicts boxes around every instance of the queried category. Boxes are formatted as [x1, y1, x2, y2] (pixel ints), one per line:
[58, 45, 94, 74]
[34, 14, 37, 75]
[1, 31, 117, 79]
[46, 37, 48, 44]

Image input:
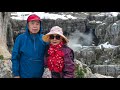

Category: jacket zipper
[33, 35, 36, 52]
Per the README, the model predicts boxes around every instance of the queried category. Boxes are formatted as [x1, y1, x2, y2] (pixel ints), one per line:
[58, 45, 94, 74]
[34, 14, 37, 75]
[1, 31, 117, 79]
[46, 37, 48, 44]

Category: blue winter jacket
[11, 23, 47, 78]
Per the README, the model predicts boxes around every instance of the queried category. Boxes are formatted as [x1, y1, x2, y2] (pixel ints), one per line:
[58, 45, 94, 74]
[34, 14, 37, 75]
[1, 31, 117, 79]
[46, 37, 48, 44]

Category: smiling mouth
[32, 29, 38, 32]
[53, 42, 57, 43]
[33, 29, 37, 30]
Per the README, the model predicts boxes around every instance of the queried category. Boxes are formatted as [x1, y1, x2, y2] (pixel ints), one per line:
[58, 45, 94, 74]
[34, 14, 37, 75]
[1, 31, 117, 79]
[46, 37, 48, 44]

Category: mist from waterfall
[68, 30, 93, 51]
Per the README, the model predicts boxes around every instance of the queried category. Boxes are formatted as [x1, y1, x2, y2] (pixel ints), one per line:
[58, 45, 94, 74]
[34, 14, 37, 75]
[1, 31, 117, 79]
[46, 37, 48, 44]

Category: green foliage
[0, 55, 4, 60]
[75, 64, 87, 78]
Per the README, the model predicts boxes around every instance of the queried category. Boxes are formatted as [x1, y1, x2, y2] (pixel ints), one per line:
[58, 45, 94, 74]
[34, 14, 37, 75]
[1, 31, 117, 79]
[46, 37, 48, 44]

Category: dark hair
[62, 38, 67, 44]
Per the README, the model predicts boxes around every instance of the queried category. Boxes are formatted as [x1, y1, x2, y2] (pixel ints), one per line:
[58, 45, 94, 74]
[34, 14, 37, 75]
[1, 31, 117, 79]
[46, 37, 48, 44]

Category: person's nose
[33, 24, 38, 28]
[53, 37, 56, 40]
[53, 36, 57, 40]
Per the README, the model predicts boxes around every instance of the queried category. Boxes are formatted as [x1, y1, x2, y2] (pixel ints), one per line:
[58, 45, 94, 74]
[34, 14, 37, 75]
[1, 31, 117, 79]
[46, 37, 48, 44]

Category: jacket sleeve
[11, 36, 21, 77]
[63, 48, 75, 78]
[44, 44, 49, 68]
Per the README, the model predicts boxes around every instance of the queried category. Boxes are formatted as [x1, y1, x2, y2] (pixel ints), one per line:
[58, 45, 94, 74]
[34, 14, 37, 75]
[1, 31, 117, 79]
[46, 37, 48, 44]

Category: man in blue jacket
[11, 14, 47, 78]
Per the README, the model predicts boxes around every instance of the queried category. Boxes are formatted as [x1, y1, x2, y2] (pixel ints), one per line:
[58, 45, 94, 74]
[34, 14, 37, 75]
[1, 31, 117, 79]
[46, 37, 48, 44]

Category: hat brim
[42, 32, 69, 43]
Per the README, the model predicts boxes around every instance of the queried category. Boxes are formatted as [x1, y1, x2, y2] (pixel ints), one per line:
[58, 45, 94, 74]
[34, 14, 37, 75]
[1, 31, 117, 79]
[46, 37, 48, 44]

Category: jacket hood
[25, 21, 42, 35]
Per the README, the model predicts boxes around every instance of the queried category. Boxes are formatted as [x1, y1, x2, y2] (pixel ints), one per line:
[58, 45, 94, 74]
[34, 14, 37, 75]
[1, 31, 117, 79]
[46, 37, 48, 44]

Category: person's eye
[30, 22, 34, 24]
[36, 23, 39, 25]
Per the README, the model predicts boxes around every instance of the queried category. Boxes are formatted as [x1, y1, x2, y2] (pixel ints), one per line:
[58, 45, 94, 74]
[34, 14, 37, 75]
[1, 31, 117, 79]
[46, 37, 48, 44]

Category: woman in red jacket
[42, 26, 75, 78]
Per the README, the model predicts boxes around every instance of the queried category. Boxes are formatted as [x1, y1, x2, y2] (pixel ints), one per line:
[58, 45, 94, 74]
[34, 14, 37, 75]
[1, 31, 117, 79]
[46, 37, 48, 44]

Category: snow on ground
[10, 12, 77, 20]
[95, 12, 119, 17]
[110, 12, 119, 16]
[98, 42, 118, 49]
[68, 41, 118, 51]
[11, 12, 119, 20]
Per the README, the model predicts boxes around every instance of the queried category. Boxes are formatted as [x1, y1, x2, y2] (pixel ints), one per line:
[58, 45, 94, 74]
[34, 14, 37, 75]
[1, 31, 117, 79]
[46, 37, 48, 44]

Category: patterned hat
[42, 26, 69, 43]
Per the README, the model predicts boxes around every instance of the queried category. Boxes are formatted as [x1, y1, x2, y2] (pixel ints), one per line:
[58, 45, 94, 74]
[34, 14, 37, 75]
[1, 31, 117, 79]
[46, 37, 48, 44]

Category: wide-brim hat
[42, 26, 69, 43]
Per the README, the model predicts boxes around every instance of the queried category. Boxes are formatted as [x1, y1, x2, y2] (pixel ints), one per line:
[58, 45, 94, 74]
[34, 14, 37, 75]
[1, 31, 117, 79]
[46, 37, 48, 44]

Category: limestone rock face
[0, 46, 11, 60]
[0, 60, 12, 78]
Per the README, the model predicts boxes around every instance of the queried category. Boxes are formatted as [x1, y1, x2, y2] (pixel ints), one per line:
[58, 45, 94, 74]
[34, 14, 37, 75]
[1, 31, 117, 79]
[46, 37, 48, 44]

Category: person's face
[28, 20, 40, 34]
[49, 34, 63, 45]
